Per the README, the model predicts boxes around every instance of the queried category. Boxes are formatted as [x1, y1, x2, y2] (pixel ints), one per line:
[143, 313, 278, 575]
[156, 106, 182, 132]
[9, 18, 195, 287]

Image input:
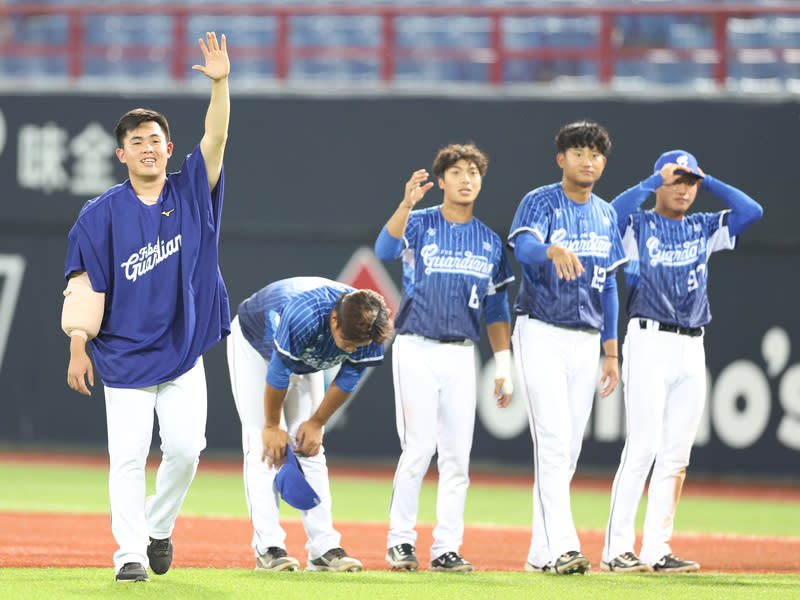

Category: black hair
[114, 108, 171, 148]
[555, 120, 611, 155]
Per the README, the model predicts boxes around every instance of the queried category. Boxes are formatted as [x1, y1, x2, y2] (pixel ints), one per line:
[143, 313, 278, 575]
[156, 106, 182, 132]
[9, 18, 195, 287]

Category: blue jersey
[237, 277, 385, 393]
[618, 210, 735, 328]
[378, 206, 514, 342]
[612, 172, 762, 329]
[508, 183, 627, 330]
[64, 143, 230, 388]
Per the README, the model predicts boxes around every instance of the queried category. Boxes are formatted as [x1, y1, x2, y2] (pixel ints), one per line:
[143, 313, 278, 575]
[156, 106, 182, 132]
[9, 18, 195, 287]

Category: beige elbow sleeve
[61, 272, 105, 340]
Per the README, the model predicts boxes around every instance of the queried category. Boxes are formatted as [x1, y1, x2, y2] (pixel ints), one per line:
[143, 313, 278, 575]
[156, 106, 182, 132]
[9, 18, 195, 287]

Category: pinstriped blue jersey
[392, 206, 514, 341]
[620, 210, 735, 328]
[237, 277, 384, 374]
[508, 183, 627, 330]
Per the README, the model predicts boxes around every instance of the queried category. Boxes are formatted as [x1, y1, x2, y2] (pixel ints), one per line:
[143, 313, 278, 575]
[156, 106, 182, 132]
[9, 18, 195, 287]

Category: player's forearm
[309, 382, 350, 427]
[69, 333, 89, 358]
[611, 175, 660, 231]
[199, 77, 230, 187]
[513, 233, 550, 265]
[600, 274, 619, 343]
[264, 384, 288, 428]
[384, 201, 414, 239]
[701, 175, 763, 236]
[602, 338, 618, 360]
[486, 320, 511, 353]
[205, 77, 230, 146]
[375, 225, 404, 260]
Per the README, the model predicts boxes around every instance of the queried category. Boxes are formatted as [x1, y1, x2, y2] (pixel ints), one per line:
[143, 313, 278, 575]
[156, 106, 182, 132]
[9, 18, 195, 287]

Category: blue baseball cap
[274, 445, 322, 510]
[653, 150, 704, 179]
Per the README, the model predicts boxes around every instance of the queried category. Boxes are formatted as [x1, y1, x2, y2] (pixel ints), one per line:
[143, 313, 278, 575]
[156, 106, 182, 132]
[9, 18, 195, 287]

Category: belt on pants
[638, 318, 703, 337]
[524, 315, 600, 336]
[406, 333, 473, 346]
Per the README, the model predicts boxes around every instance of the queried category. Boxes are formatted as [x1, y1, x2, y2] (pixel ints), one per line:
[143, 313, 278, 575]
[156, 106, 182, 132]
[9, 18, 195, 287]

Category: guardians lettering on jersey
[551, 228, 613, 258]
[622, 211, 734, 328]
[646, 234, 706, 267]
[419, 244, 495, 278]
[120, 234, 183, 282]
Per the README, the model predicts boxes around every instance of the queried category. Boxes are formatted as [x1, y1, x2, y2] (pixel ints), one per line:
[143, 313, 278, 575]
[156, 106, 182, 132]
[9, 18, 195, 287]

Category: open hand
[401, 169, 434, 210]
[547, 245, 585, 281]
[192, 32, 229, 81]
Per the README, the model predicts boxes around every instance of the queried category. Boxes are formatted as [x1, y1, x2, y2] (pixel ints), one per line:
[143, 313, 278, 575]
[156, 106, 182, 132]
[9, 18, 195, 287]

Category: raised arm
[194, 31, 230, 191]
[611, 163, 688, 231]
[699, 174, 763, 236]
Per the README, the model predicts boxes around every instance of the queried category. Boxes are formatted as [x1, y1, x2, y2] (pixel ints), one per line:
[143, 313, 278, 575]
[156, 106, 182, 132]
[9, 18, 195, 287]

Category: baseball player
[61, 33, 231, 583]
[227, 277, 393, 572]
[601, 150, 763, 573]
[375, 143, 515, 572]
[507, 121, 627, 575]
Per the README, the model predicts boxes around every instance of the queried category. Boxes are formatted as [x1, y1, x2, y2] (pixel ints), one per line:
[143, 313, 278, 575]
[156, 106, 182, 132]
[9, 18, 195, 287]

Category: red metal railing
[1, 3, 799, 86]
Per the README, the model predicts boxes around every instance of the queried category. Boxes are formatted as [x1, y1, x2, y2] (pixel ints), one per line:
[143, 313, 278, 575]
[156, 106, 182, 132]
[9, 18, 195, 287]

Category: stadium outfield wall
[0, 92, 797, 478]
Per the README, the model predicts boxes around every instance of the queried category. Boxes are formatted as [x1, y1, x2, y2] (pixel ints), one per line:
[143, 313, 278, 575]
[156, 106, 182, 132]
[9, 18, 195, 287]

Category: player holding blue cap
[601, 150, 763, 573]
[61, 32, 231, 583]
[227, 277, 393, 572]
[375, 142, 514, 572]
[508, 121, 627, 575]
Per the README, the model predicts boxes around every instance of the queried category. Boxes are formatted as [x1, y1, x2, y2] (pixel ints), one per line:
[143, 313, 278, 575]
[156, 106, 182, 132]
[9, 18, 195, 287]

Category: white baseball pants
[387, 334, 477, 559]
[227, 316, 340, 561]
[512, 317, 599, 566]
[104, 357, 207, 574]
[603, 319, 706, 565]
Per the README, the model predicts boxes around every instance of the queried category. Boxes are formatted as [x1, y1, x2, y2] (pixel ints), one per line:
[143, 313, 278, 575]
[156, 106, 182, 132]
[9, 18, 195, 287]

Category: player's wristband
[494, 349, 513, 395]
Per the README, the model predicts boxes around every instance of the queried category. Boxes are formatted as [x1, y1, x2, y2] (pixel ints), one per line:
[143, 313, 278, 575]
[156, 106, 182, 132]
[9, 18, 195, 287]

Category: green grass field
[1, 459, 799, 600]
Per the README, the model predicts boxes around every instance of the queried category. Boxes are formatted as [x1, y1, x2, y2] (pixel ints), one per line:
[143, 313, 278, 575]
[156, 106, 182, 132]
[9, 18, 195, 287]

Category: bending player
[601, 150, 763, 573]
[61, 33, 231, 582]
[227, 277, 393, 572]
[375, 143, 514, 572]
[507, 121, 627, 575]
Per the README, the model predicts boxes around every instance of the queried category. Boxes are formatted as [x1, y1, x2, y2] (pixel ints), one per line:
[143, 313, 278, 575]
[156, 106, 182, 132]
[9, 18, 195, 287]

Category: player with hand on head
[508, 120, 627, 575]
[61, 32, 231, 583]
[375, 142, 515, 573]
[601, 150, 763, 573]
[227, 277, 393, 573]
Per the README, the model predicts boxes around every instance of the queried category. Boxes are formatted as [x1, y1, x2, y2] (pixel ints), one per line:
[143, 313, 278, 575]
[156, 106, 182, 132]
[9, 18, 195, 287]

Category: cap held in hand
[274, 444, 322, 510]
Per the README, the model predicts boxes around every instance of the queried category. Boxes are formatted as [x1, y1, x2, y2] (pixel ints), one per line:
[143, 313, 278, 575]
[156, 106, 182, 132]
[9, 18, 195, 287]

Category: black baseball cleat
[524, 561, 553, 573]
[430, 551, 474, 572]
[386, 543, 419, 570]
[256, 547, 300, 571]
[553, 550, 590, 575]
[601, 552, 653, 573]
[115, 562, 149, 582]
[652, 553, 700, 573]
[147, 536, 174, 575]
[306, 547, 363, 572]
